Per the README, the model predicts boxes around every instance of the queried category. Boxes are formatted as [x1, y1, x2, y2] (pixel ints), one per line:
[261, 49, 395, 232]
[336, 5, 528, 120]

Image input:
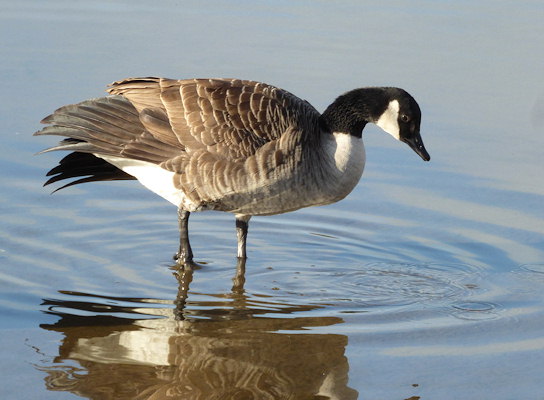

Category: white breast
[322, 132, 366, 200]
[330, 132, 365, 172]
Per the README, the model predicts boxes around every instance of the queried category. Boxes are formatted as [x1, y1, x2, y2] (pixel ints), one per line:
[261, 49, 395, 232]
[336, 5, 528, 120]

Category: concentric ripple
[450, 301, 500, 321]
[520, 263, 544, 274]
[313, 262, 483, 309]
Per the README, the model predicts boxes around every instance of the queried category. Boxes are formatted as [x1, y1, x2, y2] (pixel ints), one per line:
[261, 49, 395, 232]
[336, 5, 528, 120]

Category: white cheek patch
[375, 99, 400, 140]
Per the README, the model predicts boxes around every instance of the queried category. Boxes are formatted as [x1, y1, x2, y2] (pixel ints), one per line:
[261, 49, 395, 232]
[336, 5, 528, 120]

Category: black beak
[402, 132, 430, 161]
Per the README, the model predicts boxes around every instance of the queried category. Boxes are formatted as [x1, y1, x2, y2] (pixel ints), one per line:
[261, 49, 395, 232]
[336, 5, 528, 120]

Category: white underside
[97, 133, 366, 215]
[97, 155, 184, 206]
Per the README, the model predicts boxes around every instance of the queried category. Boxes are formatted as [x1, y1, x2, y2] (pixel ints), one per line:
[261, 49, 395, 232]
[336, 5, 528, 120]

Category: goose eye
[400, 114, 410, 123]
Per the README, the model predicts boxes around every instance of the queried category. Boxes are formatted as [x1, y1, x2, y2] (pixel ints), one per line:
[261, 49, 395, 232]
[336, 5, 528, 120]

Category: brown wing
[107, 77, 321, 209]
[107, 77, 315, 160]
[37, 77, 320, 208]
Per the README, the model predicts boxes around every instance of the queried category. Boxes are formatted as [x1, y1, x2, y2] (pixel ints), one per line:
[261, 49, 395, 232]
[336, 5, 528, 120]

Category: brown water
[1, 1, 544, 399]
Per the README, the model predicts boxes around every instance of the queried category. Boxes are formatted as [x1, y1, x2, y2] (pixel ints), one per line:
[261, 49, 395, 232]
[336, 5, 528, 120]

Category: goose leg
[232, 257, 246, 293]
[176, 209, 193, 263]
[235, 215, 251, 259]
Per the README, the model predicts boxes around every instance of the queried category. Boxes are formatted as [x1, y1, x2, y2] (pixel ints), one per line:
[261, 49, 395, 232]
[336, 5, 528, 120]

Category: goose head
[321, 87, 430, 161]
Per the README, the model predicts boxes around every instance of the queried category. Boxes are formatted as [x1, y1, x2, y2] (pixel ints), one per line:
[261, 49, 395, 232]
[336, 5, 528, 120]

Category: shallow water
[1, 1, 544, 399]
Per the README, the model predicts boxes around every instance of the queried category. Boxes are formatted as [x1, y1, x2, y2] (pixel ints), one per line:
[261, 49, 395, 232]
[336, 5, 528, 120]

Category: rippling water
[2, 1, 544, 399]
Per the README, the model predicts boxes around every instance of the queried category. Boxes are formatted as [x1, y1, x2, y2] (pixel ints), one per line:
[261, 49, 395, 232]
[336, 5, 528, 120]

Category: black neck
[319, 112, 368, 137]
[319, 88, 390, 137]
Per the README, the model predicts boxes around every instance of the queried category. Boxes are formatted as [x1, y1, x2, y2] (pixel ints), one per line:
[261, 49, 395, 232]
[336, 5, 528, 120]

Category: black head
[321, 87, 430, 161]
[372, 88, 430, 161]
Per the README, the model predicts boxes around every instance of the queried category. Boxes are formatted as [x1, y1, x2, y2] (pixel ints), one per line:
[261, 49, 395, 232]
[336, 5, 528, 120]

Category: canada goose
[35, 77, 430, 264]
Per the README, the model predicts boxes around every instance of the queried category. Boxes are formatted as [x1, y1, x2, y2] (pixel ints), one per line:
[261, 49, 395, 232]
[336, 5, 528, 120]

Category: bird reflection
[38, 260, 358, 399]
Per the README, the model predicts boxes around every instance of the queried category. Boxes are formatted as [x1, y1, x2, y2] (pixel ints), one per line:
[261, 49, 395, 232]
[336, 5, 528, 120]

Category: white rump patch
[97, 155, 183, 206]
[375, 99, 400, 140]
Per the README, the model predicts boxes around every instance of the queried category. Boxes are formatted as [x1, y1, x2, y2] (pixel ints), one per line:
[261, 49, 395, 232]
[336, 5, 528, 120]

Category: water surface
[1, 1, 544, 399]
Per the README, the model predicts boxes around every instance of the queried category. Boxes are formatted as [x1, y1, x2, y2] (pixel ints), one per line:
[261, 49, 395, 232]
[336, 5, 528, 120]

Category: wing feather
[108, 77, 319, 160]
[40, 77, 321, 204]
